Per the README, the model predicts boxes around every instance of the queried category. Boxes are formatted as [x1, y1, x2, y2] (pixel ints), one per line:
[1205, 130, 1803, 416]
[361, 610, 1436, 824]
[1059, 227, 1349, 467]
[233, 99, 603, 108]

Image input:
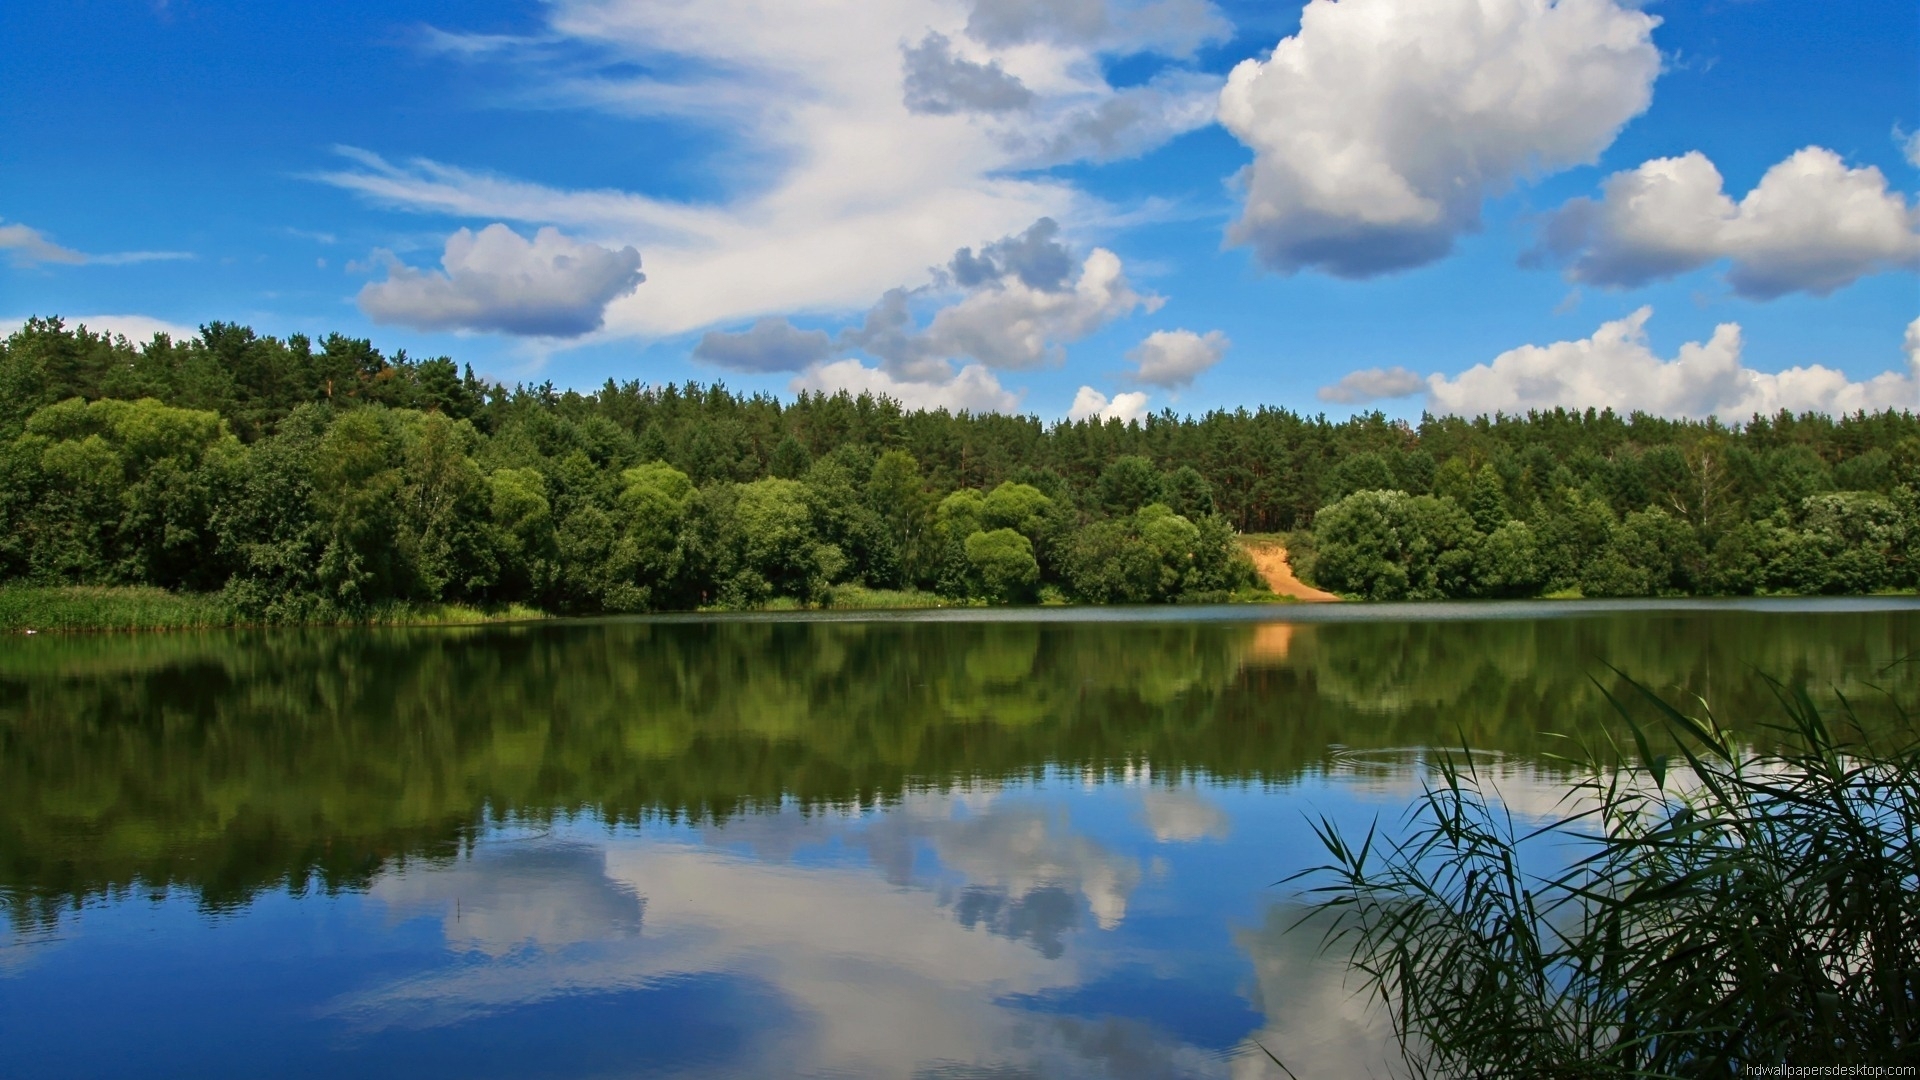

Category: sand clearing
[1244, 543, 1340, 602]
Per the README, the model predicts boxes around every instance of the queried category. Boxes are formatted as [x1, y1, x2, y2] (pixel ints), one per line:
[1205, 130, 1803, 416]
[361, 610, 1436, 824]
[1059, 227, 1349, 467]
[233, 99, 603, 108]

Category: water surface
[3, 600, 1917, 1078]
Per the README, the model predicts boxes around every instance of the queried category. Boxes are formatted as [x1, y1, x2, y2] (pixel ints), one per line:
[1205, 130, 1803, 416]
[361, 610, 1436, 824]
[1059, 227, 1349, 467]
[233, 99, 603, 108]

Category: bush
[963, 528, 1040, 603]
[1312, 489, 1480, 600]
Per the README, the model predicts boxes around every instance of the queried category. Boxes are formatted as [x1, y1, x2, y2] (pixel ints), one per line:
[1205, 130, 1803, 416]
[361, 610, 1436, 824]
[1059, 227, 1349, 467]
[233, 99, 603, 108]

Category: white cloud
[4, 314, 200, 343]
[965, 0, 1228, 55]
[357, 223, 644, 337]
[1139, 788, 1228, 841]
[1900, 125, 1920, 170]
[1068, 385, 1151, 423]
[316, 0, 1224, 339]
[0, 219, 191, 268]
[901, 32, 1034, 115]
[1318, 365, 1427, 404]
[917, 247, 1155, 370]
[794, 358, 1021, 413]
[1007, 69, 1223, 166]
[1217, 0, 1659, 277]
[1542, 147, 1920, 298]
[1127, 327, 1226, 389]
[842, 231, 1157, 382]
[1423, 307, 1920, 420]
[693, 317, 834, 373]
[0, 222, 86, 267]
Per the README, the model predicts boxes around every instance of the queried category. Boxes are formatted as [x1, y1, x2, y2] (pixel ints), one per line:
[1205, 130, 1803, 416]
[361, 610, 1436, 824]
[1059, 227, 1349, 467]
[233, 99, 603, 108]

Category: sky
[3, 0, 1917, 423]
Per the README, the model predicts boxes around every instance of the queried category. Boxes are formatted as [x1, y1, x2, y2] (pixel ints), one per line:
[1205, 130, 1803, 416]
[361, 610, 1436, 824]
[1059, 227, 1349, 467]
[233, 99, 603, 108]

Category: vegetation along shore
[5, 316, 1919, 630]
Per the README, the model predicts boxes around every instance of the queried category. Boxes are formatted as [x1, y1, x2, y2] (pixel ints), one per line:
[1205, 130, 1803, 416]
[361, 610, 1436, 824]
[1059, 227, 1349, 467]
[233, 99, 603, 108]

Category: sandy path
[1244, 543, 1340, 602]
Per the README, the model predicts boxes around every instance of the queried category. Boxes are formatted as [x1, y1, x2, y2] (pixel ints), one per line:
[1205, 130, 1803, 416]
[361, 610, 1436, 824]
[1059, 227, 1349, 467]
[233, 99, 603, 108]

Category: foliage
[5, 315, 1920, 614]
[1299, 677, 1920, 1075]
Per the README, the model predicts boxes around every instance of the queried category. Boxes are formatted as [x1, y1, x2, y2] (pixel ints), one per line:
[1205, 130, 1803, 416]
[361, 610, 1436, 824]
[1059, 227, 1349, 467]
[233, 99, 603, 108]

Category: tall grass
[0, 586, 545, 633]
[0, 586, 238, 632]
[1296, 674, 1920, 1075]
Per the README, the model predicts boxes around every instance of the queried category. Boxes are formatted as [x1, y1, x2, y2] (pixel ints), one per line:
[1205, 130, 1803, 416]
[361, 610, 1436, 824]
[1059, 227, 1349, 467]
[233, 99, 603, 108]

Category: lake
[3, 599, 1917, 1078]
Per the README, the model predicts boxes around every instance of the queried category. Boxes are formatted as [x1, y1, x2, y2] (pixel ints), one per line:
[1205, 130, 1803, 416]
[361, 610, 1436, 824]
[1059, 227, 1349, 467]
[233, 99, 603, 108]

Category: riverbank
[1, 578, 1288, 634]
[0, 586, 546, 633]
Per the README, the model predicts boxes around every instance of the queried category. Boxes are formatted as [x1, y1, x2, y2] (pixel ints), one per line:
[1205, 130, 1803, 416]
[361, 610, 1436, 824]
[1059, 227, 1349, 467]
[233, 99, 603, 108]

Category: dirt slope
[1243, 543, 1340, 602]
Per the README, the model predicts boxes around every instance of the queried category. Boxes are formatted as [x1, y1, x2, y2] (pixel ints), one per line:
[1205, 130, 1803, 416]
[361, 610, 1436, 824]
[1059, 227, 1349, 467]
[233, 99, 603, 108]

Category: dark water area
[3, 599, 1918, 1078]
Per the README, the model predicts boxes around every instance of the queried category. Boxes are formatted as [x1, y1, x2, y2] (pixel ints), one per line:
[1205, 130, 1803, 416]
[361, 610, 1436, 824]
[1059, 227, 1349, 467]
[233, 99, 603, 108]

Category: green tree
[1312, 490, 1480, 601]
[1096, 455, 1162, 515]
[964, 528, 1040, 603]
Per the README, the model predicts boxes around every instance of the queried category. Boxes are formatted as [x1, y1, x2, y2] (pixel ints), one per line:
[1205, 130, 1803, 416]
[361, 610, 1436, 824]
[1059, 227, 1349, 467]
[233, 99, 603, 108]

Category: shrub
[963, 528, 1040, 604]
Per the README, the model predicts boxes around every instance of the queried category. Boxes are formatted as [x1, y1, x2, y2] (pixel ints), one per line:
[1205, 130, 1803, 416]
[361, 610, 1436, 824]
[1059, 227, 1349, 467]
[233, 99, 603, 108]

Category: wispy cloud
[1, 218, 192, 268]
[314, 0, 1230, 339]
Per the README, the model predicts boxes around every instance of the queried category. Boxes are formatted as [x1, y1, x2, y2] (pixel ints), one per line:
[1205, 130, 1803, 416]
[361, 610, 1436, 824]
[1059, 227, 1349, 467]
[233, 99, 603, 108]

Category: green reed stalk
[1296, 672, 1920, 1076]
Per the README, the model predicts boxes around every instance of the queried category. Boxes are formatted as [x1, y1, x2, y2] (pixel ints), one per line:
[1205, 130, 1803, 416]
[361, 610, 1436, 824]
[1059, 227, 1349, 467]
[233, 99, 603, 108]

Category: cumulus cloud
[1423, 308, 1920, 420]
[1900, 126, 1920, 170]
[1068, 385, 1151, 423]
[1541, 147, 1920, 298]
[1127, 328, 1226, 389]
[947, 217, 1074, 291]
[1318, 365, 1427, 404]
[358, 223, 644, 337]
[917, 247, 1154, 369]
[794, 358, 1020, 413]
[902, 32, 1033, 115]
[693, 317, 834, 372]
[1217, 0, 1659, 277]
[0, 219, 191, 268]
[845, 231, 1156, 379]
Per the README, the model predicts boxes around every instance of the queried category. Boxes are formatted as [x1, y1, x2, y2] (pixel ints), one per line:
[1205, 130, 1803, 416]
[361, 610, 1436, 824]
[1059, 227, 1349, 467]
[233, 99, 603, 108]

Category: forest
[3, 315, 1919, 618]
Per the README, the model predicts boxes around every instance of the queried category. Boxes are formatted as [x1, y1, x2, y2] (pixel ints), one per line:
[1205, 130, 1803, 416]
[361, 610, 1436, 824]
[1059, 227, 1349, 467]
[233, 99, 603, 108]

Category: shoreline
[9, 583, 1920, 635]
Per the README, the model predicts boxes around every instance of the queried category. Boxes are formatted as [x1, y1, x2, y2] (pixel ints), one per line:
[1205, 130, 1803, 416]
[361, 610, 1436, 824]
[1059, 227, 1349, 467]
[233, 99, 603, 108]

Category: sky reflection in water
[4, 601, 1919, 1078]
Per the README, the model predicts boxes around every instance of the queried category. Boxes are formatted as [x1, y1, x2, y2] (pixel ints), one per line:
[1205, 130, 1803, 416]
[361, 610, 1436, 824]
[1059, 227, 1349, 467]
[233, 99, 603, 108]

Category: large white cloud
[1369, 308, 1920, 420]
[1127, 328, 1226, 389]
[1217, 0, 1660, 278]
[358, 223, 644, 337]
[317, 0, 1225, 339]
[1542, 147, 1920, 298]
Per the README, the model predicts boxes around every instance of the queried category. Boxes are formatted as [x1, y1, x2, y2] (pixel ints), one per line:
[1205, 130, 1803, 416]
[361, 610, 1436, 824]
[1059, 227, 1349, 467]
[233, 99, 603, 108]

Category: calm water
[3, 600, 1918, 1078]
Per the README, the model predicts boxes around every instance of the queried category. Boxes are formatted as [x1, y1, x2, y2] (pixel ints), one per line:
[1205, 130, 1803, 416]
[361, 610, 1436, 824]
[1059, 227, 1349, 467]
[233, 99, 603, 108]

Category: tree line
[3, 315, 1918, 614]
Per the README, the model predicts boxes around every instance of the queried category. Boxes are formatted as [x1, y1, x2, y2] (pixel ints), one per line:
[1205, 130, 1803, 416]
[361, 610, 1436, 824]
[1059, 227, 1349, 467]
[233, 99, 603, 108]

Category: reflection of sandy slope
[340, 788, 1234, 1078]
[1231, 905, 1408, 1080]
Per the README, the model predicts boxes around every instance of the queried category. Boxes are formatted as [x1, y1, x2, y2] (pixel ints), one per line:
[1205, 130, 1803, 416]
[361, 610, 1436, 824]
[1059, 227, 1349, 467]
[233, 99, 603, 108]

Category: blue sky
[3, 0, 1916, 421]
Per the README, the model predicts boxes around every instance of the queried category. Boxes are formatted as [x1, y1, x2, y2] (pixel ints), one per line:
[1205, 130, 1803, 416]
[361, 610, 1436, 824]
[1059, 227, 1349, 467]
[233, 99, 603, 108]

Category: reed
[1296, 673, 1920, 1075]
